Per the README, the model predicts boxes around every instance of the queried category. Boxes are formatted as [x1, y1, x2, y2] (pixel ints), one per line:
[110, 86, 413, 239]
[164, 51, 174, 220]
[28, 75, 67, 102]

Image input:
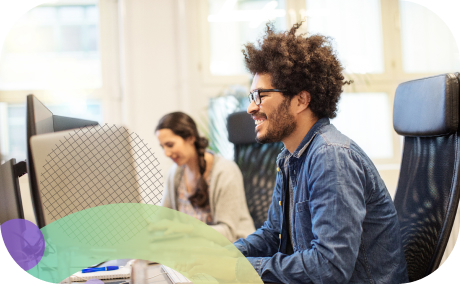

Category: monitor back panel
[30, 126, 141, 225]
[27, 95, 54, 228]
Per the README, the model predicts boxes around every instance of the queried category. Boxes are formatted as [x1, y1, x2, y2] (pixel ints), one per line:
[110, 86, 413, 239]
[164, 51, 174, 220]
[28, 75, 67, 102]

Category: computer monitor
[26, 94, 99, 228]
[0, 159, 25, 224]
[29, 126, 143, 227]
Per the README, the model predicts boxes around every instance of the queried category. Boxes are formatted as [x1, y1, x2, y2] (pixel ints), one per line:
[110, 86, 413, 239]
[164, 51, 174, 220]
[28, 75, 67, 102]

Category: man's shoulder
[313, 123, 352, 150]
[308, 124, 376, 171]
[309, 124, 371, 161]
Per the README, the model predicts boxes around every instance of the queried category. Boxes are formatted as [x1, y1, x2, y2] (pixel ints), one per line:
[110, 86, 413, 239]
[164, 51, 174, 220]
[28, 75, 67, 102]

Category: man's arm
[233, 171, 283, 258]
[238, 145, 368, 284]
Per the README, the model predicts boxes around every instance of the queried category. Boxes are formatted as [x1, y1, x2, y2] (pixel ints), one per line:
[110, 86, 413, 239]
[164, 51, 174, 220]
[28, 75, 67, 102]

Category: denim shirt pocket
[295, 200, 315, 250]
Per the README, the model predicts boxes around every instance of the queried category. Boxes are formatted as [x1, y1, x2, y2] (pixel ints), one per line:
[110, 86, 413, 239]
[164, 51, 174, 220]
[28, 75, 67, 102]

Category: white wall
[118, 0, 226, 178]
[119, 0, 181, 177]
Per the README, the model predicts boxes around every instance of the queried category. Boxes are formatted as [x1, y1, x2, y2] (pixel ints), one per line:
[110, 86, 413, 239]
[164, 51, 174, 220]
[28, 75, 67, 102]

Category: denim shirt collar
[276, 117, 330, 163]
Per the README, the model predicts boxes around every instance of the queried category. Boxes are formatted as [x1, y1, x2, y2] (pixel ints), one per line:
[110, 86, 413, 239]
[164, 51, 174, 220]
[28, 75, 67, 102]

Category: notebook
[161, 265, 218, 284]
[70, 263, 131, 282]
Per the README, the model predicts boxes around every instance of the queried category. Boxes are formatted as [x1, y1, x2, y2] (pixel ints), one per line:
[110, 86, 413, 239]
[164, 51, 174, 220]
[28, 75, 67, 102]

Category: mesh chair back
[235, 142, 283, 229]
[393, 73, 460, 282]
[228, 111, 283, 229]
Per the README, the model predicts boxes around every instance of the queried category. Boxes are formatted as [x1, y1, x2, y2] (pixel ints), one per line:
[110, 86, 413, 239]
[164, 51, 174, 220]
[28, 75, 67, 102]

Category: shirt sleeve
[160, 165, 176, 209]
[240, 145, 368, 284]
[210, 161, 250, 242]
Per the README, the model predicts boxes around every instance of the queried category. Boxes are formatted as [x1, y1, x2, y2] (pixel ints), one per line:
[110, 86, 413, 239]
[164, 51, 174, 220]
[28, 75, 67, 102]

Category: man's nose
[247, 100, 259, 114]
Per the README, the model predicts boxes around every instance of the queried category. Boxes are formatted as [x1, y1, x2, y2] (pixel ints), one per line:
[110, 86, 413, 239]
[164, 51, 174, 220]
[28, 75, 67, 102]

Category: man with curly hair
[232, 22, 409, 283]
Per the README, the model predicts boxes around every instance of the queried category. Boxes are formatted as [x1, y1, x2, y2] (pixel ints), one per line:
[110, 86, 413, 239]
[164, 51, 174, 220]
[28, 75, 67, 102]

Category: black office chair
[227, 111, 283, 229]
[393, 73, 460, 282]
[0, 159, 27, 224]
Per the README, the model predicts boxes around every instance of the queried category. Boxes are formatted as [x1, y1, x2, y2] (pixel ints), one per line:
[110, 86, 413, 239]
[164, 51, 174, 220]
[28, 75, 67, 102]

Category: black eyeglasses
[248, 89, 287, 106]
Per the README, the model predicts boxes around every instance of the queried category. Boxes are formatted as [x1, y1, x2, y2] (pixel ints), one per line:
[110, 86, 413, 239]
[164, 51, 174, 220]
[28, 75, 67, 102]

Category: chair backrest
[227, 111, 283, 229]
[393, 73, 460, 282]
[0, 159, 25, 224]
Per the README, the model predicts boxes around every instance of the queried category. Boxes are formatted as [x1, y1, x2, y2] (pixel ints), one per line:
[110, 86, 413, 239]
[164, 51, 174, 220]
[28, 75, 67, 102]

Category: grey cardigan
[161, 154, 255, 242]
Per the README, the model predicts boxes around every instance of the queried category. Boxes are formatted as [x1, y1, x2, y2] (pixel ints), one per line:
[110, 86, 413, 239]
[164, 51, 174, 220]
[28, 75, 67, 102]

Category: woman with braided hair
[155, 112, 255, 242]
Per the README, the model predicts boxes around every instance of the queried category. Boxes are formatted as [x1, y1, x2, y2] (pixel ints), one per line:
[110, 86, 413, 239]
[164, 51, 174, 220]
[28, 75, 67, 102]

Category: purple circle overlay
[85, 279, 104, 284]
[1, 219, 45, 270]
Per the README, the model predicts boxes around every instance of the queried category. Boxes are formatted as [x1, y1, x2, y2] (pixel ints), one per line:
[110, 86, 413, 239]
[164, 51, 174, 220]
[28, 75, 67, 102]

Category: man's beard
[255, 96, 297, 144]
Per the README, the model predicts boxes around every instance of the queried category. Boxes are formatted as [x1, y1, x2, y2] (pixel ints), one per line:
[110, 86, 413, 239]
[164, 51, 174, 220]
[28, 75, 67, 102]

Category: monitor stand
[0, 159, 27, 223]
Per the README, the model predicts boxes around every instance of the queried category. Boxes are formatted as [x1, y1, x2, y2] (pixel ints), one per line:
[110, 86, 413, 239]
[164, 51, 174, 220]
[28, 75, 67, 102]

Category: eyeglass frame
[248, 89, 287, 106]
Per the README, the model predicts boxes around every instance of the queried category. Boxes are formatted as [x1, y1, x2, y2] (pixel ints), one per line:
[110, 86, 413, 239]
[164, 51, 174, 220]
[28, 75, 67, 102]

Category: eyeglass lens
[249, 90, 260, 105]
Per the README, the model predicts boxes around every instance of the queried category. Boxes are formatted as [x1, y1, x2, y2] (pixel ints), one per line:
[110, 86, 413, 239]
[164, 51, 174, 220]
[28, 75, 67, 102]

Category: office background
[0, 0, 459, 283]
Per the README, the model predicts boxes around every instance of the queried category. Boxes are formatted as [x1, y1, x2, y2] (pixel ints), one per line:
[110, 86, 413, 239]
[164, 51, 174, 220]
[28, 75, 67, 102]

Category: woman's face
[156, 129, 196, 166]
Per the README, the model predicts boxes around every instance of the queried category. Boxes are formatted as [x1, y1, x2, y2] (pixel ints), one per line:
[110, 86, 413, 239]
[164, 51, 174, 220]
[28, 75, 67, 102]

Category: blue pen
[82, 266, 119, 273]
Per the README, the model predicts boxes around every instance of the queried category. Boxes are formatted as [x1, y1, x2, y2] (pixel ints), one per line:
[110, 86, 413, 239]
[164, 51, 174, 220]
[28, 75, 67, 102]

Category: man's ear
[295, 91, 311, 113]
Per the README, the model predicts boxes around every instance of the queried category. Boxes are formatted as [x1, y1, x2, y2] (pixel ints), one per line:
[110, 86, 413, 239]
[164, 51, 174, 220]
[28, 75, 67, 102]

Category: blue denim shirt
[234, 118, 408, 284]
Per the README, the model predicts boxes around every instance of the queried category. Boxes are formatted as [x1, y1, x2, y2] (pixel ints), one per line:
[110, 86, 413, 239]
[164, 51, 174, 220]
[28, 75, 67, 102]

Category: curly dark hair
[242, 22, 351, 119]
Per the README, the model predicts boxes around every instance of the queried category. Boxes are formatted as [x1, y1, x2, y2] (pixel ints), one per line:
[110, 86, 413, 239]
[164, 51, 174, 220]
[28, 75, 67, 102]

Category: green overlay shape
[27, 204, 262, 284]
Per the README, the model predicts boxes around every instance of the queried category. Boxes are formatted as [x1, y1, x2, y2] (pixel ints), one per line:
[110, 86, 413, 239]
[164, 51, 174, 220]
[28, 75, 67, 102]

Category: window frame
[0, 0, 122, 161]
[197, 0, 303, 86]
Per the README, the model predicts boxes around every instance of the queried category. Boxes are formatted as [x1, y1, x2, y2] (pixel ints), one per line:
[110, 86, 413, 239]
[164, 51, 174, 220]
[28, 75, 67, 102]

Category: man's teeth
[255, 119, 264, 126]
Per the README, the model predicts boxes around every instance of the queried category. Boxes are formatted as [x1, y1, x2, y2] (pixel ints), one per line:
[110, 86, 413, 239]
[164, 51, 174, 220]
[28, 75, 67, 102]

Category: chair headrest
[227, 111, 257, 144]
[393, 73, 459, 137]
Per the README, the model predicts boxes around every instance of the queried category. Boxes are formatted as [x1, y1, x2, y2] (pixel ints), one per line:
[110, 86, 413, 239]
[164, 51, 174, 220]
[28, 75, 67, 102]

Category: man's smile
[253, 115, 267, 130]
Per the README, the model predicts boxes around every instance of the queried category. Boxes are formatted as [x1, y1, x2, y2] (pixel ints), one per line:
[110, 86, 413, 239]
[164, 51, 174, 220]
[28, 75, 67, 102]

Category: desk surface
[68, 262, 278, 284]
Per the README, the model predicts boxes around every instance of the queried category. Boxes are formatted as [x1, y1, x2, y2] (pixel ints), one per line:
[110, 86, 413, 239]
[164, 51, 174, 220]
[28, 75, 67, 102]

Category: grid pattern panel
[38, 124, 163, 245]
